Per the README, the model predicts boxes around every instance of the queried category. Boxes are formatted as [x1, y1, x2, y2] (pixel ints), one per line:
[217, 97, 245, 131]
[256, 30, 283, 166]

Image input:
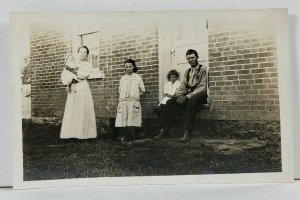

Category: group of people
[60, 46, 208, 143]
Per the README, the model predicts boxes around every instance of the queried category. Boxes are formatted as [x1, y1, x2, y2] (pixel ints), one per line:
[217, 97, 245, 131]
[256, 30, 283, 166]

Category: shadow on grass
[22, 120, 282, 181]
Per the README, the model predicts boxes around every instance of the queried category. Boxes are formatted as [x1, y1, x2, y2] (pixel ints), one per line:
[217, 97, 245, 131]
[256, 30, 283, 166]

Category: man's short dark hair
[186, 49, 198, 57]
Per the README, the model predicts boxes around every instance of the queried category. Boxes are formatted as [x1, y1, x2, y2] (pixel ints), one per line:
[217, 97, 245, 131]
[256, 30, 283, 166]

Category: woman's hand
[66, 85, 71, 93]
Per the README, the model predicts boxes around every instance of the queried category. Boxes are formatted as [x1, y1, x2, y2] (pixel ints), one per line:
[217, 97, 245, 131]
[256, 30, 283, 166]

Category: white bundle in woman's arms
[61, 54, 79, 85]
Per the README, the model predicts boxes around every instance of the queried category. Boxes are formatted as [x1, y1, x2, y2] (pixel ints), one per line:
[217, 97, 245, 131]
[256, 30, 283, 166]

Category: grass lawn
[22, 120, 282, 181]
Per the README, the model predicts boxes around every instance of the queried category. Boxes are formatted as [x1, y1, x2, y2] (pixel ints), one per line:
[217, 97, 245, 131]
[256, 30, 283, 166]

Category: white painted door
[171, 19, 208, 82]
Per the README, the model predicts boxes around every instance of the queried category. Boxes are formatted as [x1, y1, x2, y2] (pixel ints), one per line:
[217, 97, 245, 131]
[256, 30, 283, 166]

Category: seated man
[154, 49, 208, 142]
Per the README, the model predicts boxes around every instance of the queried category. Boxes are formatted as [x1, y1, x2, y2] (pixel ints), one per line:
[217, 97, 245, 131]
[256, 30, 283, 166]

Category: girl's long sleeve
[139, 77, 145, 94]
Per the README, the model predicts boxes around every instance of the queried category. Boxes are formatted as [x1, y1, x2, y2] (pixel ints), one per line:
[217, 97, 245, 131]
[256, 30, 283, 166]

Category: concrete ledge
[199, 103, 211, 109]
[154, 103, 211, 110]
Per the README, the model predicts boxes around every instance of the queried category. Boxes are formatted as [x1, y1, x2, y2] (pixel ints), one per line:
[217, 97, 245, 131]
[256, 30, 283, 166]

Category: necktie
[190, 68, 195, 86]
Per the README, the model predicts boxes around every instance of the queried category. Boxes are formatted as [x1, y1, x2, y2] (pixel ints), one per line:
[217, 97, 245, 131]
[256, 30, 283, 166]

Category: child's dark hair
[78, 45, 90, 55]
[124, 59, 138, 73]
[167, 69, 179, 81]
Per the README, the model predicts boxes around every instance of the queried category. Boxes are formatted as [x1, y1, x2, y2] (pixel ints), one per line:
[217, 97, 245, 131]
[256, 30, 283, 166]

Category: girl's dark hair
[77, 45, 90, 55]
[186, 49, 198, 57]
[124, 59, 138, 73]
[167, 69, 179, 81]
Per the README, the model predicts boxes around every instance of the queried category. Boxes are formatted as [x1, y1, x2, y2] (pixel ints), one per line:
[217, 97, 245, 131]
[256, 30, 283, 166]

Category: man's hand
[176, 95, 187, 104]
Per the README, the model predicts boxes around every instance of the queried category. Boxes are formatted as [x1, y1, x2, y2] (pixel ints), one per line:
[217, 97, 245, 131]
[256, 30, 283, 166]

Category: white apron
[115, 73, 145, 127]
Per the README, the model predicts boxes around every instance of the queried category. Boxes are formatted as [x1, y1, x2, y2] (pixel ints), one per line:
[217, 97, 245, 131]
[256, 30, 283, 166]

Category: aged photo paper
[12, 9, 294, 189]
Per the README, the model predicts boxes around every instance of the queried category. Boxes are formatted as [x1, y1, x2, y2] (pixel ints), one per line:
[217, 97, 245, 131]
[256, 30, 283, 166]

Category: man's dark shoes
[120, 136, 127, 144]
[180, 130, 191, 143]
[154, 128, 170, 140]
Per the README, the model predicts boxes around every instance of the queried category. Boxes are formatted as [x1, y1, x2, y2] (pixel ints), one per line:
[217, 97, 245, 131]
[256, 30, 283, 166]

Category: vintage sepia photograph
[12, 10, 293, 189]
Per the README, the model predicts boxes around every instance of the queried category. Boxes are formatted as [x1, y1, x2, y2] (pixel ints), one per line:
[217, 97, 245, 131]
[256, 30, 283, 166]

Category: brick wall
[30, 23, 159, 121]
[206, 18, 280, 121]
[30, 23, 72, 118]
[30, 18, 280, 125]
[90, 23, 159, 118]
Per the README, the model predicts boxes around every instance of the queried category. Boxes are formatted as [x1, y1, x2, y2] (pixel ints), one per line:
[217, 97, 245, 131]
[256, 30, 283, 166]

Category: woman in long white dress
[60, 46, 97, 139]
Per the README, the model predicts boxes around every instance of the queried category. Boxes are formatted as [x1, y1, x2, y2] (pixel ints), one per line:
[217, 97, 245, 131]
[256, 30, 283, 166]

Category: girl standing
[60, 46, 97, 139]
[115, 59, 145, 142]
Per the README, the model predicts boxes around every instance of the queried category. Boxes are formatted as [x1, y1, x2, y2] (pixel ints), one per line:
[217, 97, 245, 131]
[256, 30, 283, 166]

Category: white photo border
[12, 9, 294, 189]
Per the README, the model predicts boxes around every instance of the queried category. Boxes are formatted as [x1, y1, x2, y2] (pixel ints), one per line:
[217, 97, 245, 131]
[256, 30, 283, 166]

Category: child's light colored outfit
[159, 80, 181, 105]
[61, 55, 79, 86]
[60, 61, 97, 139]
[115, 73, 145, 127]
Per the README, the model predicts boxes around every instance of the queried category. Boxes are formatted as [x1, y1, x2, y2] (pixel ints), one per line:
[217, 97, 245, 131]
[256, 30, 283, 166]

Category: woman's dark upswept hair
[124, 59, 138, 73]
[167, 69, 179, 81]
[77, 45, 90, 55]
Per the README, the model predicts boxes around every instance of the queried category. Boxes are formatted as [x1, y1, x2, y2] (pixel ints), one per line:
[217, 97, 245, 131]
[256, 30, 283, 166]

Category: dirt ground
[22, 120, 281, 181]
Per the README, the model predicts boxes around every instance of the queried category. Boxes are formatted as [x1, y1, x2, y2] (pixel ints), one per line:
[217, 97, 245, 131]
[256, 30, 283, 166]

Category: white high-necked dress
[60, 61, 97, 139]
[115, 73, 145, 127]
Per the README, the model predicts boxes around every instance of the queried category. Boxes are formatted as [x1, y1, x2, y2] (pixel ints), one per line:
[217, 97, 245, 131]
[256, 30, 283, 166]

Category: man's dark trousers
[160, 92, 207, 131]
